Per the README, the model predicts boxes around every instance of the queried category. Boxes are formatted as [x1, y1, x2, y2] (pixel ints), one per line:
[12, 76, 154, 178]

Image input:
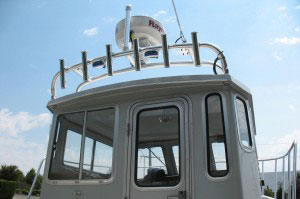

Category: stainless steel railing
[259, 142, 297, 199]
[27, 157, 46, 199]
[50, 32, 228, 99]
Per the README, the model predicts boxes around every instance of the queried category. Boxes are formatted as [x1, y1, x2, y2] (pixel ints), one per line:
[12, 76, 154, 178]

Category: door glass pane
[206, 94, 228, 177]
[135, 106, 180, 187]
[82, 108, 115, 179]
[48, 112, 84, 180]
[236, 98, 252, 147]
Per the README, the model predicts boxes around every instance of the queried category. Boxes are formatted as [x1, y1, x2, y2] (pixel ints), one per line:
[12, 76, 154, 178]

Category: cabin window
[135, 106, 180, 187]
[236, 97, 252, 147]
[49, 112, 85, 180]
[48, 108, 115, 181]
[205, 94, 228, 177]
[82, 109, 115, 179]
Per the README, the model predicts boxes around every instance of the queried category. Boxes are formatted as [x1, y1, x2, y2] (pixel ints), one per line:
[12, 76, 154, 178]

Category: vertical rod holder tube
[82, 51, 88, 82]
[161, 34, 170, 68]
[124, 5, 132, 51]
[133, 39, 140, 71]
[191, 32, 201, 66]
[106, 44, 113, 76]
[59, 59, 66, 89]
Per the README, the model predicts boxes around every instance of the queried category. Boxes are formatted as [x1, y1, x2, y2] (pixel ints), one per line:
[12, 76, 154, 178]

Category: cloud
[163, 16, 176, 23]
[272, 51, 282, 61]
[295, 26, 300, 32]
[288, 104, 296, 111]
[0, 109, 51, 136]
[270, 37, 300, 45]
[153, 10, 167, 18]
[296, 5, 300, 10]
[83, 27, 98, 37]
[277, 6, 287, 11]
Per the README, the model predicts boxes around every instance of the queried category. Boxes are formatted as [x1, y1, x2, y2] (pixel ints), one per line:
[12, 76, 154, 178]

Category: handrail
[51, 33, 229, 99]
[258, 142, 297, 199]
[27, 157, 46, 199]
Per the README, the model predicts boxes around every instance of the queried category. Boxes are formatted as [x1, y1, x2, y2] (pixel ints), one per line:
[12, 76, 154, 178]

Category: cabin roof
[47, 74, 251, 112]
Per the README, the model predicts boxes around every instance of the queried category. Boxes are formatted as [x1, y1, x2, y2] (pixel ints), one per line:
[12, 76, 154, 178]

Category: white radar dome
[115, 16, 165, 50]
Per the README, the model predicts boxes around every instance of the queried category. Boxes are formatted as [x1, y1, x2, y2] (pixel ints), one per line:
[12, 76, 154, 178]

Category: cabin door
[128, 99, 189, 199]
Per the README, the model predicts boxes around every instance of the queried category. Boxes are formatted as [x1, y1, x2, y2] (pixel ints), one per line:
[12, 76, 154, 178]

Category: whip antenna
[171, 0, 186, 43]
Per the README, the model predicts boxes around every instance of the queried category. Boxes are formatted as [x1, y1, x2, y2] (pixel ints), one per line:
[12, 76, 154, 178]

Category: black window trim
[205, 93, 229, 177]
[134, 105, 181, 187]
[235, 97, 253, 148]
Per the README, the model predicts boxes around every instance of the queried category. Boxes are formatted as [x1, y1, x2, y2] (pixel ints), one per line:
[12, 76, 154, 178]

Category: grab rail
[50, 32, 228, 99]
[27, 158, 46, 199]
[259, 142, 297, 199]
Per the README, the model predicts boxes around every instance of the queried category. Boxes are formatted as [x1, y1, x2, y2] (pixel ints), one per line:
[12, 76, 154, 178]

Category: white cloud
[83, 27, 98, 37]
[272, 51, 282, 61]
[270, 37, 300, 45]
[295, 26, 300, 32]
[163, 16, 176, 23]
[153, 10, 167, 18]
[296, 5, 300, 10]
[0, 109, 51, 136]
[288, 104, 296, 111]
[277, 6, 287, 11]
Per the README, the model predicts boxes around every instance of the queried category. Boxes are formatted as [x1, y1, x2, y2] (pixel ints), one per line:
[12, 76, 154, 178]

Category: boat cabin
[39, 5, 269, 199]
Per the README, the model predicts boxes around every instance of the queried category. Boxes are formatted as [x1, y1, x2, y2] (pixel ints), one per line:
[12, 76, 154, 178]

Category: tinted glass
[236, 98, 252, 147]
[206, 94, 228, 177]
[135, 107, 180, 187]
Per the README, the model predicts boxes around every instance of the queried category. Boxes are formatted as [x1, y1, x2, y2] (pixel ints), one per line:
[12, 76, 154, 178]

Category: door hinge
[127, 123, 130, 136]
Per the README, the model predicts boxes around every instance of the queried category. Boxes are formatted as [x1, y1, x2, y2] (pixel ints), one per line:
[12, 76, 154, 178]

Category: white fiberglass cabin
[36, 5, 298, 199]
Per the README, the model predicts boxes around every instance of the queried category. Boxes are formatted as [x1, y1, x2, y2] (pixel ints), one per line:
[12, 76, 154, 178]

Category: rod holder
[59, 59, 66, 89]
[106, 44, 113, 76]
[161, 34, 170, 68]
[133, 39, 140, 71]
[81, 51, 88, 81]
[191, 32, 201, 66]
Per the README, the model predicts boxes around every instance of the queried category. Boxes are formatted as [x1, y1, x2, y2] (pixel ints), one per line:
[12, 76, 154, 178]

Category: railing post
[59, 59, 66, 89]
[106, 44, 113, 76]
[293, 143, 297, 199]
[133, 38, 141, 71]
[191, 32, 201, 66]
[161, 34, 170, 68]
[283, 157, 286, 199]
[275, 159, 278, 199]
[288, 153, 291, 199]
[82, 51, 88, 81]
[27, 158, 46, 199]
[262, 161, 265, 191]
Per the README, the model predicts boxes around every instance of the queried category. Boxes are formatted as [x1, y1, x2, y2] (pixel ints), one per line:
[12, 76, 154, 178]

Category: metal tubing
[283, 157, 285, 199]
[82, 51, 88, 81]
[275, 159, 278, 199]
[191, 32, 201, 66]
[124, 5, 132, 51]
[79, 111, 87, 180]
[161, 34, 170, 68]
[59, 59, 66, 89]
[133, 39, 140, 71]
[106, 44, 113, 76]
[27, 158, 46, 199]
[288, 153, 291, 199]
[293, 143, 297, 199]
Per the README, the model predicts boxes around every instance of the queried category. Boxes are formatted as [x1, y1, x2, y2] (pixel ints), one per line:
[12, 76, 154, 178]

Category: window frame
[46, 106, 118, 185]
[205, 93, 229, 178]
[234, 95, 253, 151]
[134, 105, 181, 187]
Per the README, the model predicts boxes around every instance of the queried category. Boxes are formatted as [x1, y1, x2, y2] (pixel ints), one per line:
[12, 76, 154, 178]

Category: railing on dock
[51, 32, 229, 99]
[259, 142, 297, 199]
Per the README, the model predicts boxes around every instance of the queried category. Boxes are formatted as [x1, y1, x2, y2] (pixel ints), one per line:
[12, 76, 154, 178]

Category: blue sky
[0, 0, 299, 173]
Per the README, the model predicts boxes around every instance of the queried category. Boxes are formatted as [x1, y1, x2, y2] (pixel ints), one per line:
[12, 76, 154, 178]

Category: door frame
[125, 97, 191, 199]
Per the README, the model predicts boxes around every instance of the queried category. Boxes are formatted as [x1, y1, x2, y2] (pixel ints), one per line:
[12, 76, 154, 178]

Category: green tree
[25, 169, 36, 186]
[0, 165, 24, 182]
[264, 186, 274, 197]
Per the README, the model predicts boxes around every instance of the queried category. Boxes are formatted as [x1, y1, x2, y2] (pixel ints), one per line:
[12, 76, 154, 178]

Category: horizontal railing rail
[51, 32, 229, 99]
[258, 142, 297, 199]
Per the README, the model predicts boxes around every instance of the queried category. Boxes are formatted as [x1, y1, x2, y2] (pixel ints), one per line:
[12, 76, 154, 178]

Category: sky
[0, 0, 299, 174]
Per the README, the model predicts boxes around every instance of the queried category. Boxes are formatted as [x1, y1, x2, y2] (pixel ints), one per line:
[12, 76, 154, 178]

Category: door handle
[167, 191, 187, 199]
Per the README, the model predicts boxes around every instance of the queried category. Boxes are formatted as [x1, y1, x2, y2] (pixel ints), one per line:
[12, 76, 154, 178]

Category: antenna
[171, 0, 187, 43]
